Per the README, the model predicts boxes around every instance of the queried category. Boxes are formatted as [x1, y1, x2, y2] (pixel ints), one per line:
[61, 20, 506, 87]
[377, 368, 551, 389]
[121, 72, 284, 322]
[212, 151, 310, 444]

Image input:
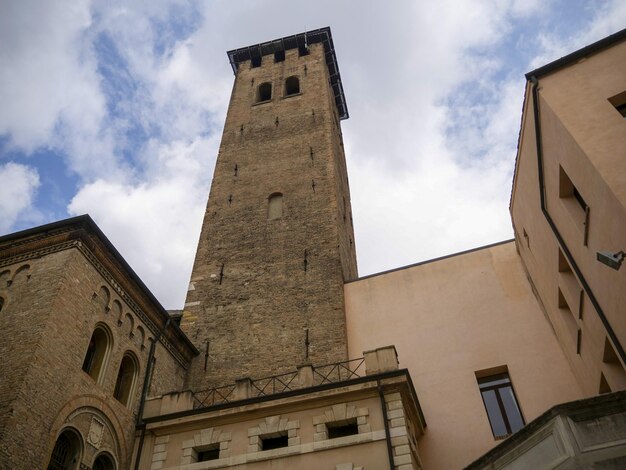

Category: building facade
[0, 27, 625, 470]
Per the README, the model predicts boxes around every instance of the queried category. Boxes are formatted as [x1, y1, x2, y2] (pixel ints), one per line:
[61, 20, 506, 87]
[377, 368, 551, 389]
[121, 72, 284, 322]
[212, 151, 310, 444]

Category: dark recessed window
[608, 91, 626, 119]
[298, 44, 309, 57]
[250, 56, 262, 68]
[0, 297, 4, 312]
[327, 419, 358, 439]
[257, 82, 272, 103]
[285, 76, 300, 96]
[261, 434, 288, 451]
[197, 445, 220, 461]
[477, 372, 524, 439]
[274, 50, 285, 62]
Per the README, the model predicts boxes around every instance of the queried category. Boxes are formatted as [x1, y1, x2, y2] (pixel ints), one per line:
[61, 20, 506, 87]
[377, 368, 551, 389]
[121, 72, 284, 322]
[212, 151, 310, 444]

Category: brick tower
[181, 28, 357, 390]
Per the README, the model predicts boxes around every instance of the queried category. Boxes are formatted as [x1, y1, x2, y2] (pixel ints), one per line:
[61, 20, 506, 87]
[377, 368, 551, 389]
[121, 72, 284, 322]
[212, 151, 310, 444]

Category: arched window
[257, 82, 272, 102]
[47, 428, 82, 470]
[285, 76, 300, 96]
[113, 352, 139, 407]
[268, 193, 283, 220]
[82, 325, 112, 384]
[93, 453, 116, 470]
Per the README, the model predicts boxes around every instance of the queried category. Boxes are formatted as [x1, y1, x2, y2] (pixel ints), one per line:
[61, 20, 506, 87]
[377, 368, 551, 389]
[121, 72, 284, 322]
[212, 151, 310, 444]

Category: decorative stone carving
[87, 417, 105, 449]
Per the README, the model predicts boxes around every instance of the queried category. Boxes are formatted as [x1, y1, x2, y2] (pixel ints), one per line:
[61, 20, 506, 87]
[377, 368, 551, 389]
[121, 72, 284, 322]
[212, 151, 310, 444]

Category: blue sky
[1, 0, 625, 308]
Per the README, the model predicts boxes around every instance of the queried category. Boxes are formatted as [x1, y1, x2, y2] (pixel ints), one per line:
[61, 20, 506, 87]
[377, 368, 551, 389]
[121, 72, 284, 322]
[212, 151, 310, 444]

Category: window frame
[477, 372, 525, 439]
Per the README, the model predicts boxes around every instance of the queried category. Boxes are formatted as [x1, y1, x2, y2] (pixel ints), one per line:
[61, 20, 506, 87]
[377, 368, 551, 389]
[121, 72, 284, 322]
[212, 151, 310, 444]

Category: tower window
[113, 352, 138, 407]
[274, 50, 285, 62]
[82, 325, 112, 384]
[298, 44, 309, 56]
[257, 82, 272, 102]
[268, 193, 283, 219]
[476, 370, 525, 439]
[285, 76, 300, 96]
[250, 56, 262, 68]
[0, 296, 4, 312]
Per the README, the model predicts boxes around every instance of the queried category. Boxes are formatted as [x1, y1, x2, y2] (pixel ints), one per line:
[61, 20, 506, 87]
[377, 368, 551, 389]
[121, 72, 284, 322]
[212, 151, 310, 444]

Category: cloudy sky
[1, 1, 625, 308]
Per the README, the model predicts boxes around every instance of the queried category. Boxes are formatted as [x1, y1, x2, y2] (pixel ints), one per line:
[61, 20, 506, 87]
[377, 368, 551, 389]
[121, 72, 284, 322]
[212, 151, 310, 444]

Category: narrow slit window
[257, 82, 272, 102]
[477, 371, 525, 439]
[285, 76, 300, 96]
[268, 193, 283, 219]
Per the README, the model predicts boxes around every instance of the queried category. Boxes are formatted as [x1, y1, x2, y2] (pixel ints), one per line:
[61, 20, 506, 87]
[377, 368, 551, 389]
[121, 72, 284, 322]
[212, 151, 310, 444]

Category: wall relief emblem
[87, 417, 105, 449]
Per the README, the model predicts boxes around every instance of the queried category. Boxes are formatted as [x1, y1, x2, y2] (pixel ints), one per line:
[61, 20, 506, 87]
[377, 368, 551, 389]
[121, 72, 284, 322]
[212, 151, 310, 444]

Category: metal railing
[192, 384, 236, 408]
[313, 357, 365, 386]
[191, 357, 365, 410]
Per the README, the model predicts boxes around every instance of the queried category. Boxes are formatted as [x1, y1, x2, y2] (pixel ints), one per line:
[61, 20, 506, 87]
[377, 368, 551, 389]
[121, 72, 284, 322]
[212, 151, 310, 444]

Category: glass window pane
[481, 389, 508, 437]
[500, 386, 524, 432]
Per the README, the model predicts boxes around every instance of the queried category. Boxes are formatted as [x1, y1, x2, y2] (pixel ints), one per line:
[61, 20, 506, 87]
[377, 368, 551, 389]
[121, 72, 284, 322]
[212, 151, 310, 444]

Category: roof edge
[526, 27, 626, 79]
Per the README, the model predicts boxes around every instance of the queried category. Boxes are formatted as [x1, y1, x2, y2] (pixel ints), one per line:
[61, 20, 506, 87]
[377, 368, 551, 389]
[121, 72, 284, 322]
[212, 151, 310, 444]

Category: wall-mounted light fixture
[596, 251, 625, 270]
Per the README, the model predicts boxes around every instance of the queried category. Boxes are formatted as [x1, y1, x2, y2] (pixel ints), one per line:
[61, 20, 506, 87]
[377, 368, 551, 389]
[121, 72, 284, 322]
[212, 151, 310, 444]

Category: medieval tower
[181, 28, 358, 390]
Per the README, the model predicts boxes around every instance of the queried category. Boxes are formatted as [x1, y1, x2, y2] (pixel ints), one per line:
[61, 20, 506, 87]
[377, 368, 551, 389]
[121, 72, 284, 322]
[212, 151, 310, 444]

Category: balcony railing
[191, 357, 365, 409]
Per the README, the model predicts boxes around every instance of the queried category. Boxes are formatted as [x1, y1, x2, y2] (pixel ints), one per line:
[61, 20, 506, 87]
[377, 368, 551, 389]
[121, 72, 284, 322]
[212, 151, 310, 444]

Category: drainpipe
[378, 382, 395, 470]
[133, 318, 171, 470]
[529, 76, 626, 365]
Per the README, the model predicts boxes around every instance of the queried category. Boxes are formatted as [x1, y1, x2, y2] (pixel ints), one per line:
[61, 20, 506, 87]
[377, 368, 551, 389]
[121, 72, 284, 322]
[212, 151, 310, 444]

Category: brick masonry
[182, 42, 358, 390]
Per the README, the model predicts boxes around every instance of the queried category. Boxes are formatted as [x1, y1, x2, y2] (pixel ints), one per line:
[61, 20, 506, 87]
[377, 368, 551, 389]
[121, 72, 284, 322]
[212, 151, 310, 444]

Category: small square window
[250, 56, 262, 68]
[274, 50, 285, 62]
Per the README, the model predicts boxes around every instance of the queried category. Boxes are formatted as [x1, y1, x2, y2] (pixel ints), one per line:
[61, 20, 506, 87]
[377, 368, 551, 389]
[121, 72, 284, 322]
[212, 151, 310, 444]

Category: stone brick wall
[0, 235, 190, 469]
[182, 42, 358, 390]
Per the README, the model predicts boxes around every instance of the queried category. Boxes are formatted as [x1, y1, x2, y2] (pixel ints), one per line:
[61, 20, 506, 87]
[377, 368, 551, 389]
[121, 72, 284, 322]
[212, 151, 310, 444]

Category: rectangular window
[477, 371, 525, 439]
[558, 165, 590, 244]
[260, 434, 288, 451]
[327, 418, 359, 439]
[608, 91, 626, 119]
[197, 445, 220, 462]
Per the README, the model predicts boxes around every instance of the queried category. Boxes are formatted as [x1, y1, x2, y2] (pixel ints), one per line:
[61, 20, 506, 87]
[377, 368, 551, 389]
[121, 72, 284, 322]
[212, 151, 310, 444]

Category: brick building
[0, 27, 625, 470]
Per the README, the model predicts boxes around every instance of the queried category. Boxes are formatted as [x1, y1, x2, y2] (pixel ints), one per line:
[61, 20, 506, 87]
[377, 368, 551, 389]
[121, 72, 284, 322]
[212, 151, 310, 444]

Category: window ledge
[253, 99, 272, 107]
[283, 92, 302, 99]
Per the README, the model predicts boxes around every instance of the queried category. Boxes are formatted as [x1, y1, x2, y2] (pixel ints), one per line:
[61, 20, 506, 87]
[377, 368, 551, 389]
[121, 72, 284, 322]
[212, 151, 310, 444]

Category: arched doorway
[47, 428, 82, 470]
[93, 452, 116, 470]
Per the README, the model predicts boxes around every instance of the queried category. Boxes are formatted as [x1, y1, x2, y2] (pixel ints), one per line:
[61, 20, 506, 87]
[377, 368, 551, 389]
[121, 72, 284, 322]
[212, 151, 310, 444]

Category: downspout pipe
[133, 318, 171, 470]
[529, 76, 626, 366]
[378, 383, 395, 470]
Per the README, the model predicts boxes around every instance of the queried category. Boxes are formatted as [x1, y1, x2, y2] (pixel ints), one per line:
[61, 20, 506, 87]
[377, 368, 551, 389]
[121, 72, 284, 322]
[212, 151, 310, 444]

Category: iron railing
[191, 357, 365, 410]
[192, 384, 236, 408]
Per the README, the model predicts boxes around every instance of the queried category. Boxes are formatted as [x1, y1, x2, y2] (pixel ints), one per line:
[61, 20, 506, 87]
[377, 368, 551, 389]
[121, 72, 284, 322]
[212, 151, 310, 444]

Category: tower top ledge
[227, 27, 349, 120]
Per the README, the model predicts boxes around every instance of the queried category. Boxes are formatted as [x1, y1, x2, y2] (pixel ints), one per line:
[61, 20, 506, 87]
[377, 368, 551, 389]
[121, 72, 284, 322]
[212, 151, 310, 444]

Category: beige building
[0, 27, 625, 470]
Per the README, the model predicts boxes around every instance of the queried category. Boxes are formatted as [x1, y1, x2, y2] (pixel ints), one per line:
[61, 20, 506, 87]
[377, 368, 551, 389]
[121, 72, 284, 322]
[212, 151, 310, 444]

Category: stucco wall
[344, 241, 583, 469]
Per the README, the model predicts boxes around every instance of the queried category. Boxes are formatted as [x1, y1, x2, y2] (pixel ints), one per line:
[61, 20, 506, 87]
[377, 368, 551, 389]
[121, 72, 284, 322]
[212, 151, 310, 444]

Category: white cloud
[2, 0, 624, 307]
[0, 163, 40, 233]
[68, 136, 219, 307]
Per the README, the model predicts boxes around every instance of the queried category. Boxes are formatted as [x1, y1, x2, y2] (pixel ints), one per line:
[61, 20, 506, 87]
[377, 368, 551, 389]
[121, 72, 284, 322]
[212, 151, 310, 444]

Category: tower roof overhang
[227, 27, 349, 120]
